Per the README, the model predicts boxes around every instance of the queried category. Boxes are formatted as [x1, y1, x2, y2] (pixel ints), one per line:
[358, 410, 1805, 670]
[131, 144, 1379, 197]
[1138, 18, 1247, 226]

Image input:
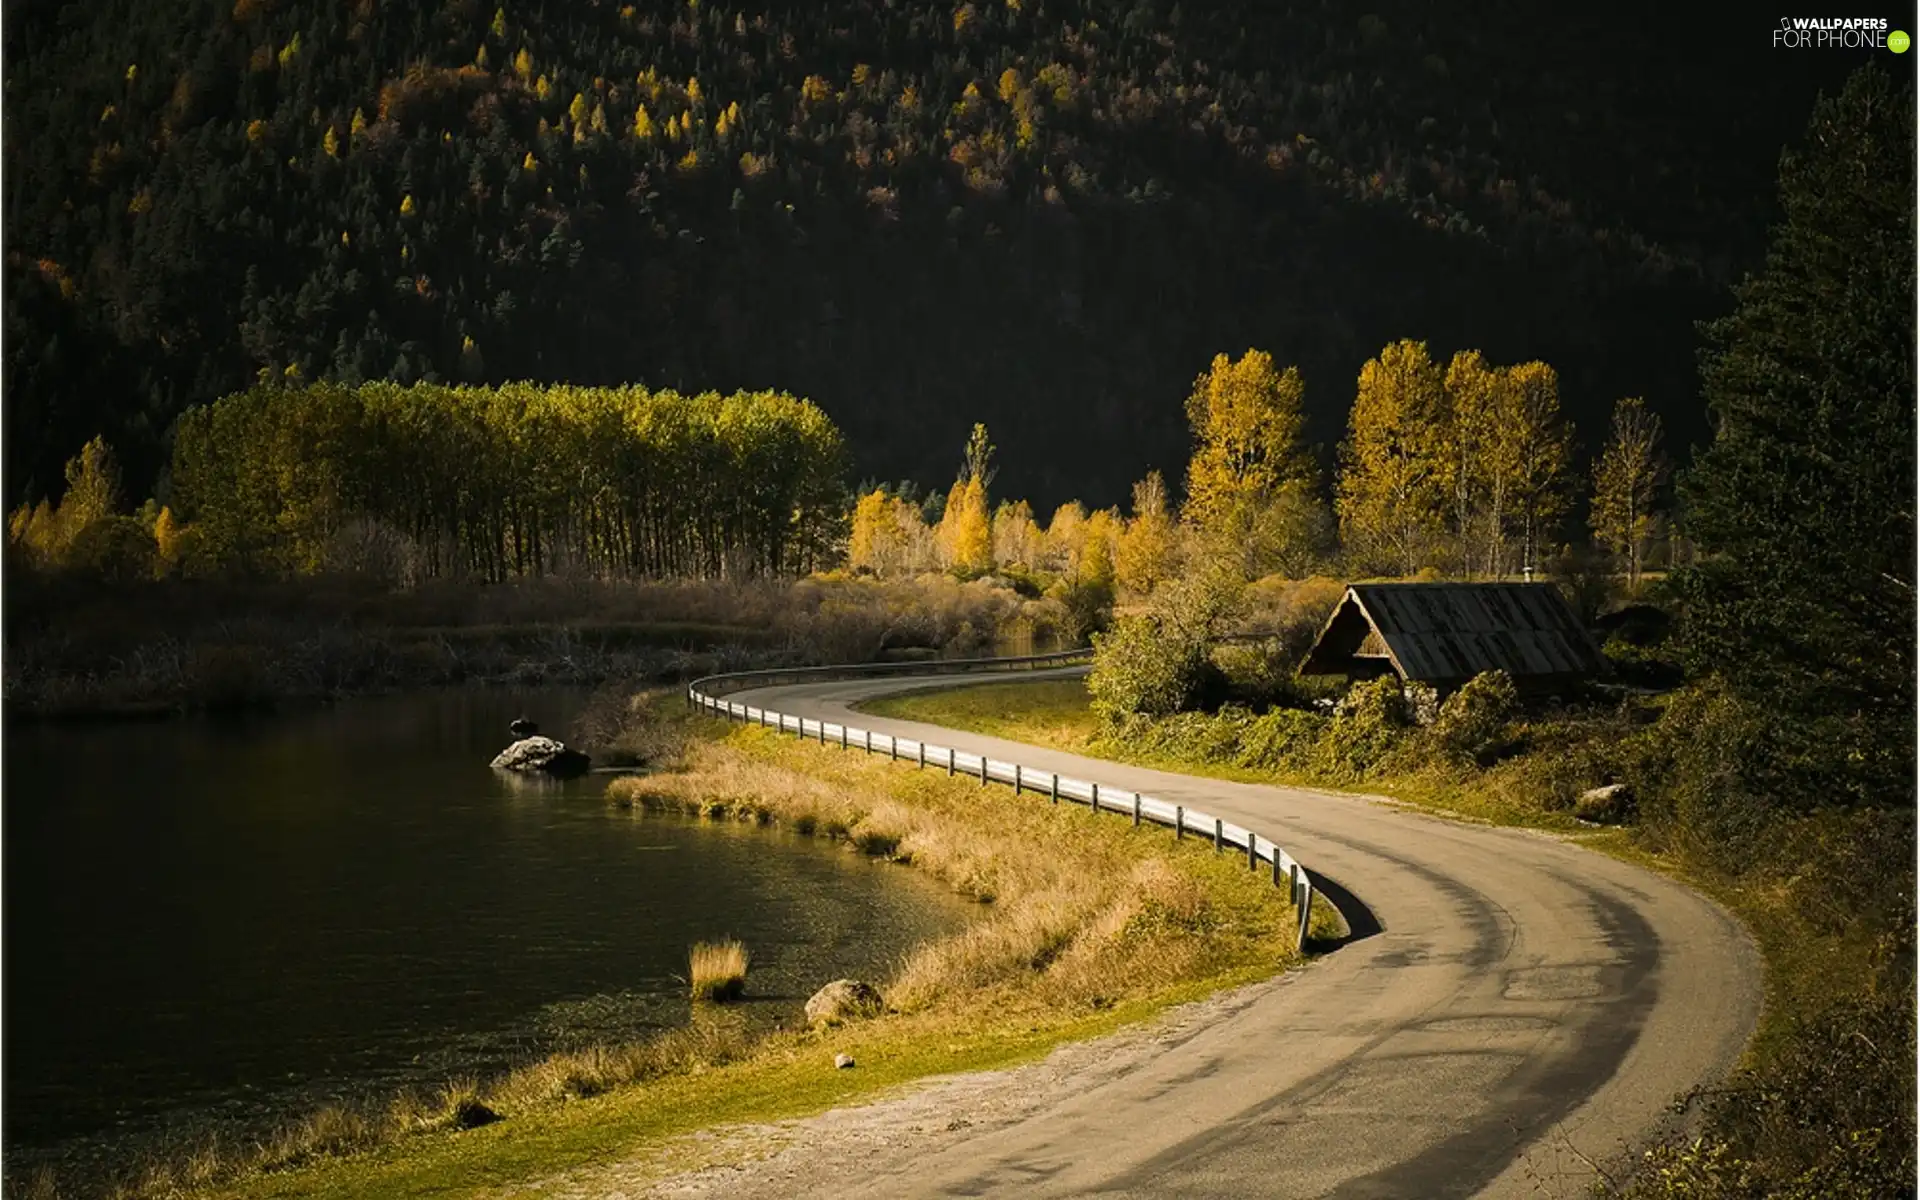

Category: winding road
[709, 668, 1763, 1200]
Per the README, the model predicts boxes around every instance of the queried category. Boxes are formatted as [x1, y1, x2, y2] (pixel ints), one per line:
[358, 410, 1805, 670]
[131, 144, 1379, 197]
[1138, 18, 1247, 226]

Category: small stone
[834, 1053, 856, 1070]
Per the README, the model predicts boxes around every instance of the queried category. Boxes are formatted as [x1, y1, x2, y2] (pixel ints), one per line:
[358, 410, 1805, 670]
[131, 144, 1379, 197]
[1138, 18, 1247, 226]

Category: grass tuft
[689, 939, 750, 1003]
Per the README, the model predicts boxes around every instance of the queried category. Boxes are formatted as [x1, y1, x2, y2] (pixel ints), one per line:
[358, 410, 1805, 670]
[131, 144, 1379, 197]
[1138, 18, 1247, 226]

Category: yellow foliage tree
[1182, 349, 1312, 529]
[1439, 349, 1508, 576]
[1042, 501, 1086, 577]
[1183, 349, 1323, 579]
[1502, 361, 1572, 578]
[1079, 508, 1119, 588]
[991, 499, 1041, 570]
[1336, 339, 1449, 576]
[850, 488, 901, 574]
[1116, 470, 1175, 596]
[1591, 396, 1666, 589]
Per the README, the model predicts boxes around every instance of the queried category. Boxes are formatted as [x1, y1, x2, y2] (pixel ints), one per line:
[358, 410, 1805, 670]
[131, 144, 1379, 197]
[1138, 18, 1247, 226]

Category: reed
[689, 939, 751, 1002]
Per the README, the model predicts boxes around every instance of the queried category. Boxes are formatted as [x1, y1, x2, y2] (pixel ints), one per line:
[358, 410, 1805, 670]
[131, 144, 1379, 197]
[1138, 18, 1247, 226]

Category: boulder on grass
[1575, 783, 1632, 825]
[491, 735, 591, 778]
[805, 979, 884, 1028]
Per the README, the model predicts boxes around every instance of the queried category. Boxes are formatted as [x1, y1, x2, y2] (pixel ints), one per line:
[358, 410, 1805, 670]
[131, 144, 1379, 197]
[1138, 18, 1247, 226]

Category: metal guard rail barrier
[686, 652, 1316, 952]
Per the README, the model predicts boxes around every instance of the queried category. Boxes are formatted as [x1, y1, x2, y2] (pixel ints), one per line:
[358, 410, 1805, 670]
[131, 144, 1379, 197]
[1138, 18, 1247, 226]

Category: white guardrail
[686, 651, 1316, 952]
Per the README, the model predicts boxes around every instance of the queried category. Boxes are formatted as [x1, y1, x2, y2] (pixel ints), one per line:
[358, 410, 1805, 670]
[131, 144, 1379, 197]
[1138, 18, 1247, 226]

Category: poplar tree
[1502, 360, 1572, 578]
[1336, 339, 1448, 576]
[1116, 470, 1176, 595]
[1590, 396, 1665, 589]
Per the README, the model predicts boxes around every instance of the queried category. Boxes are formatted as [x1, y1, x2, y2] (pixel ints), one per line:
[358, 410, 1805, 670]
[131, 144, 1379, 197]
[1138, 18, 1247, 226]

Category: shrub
[64, 515, 157, 582]
[1429, 670, 1518, 765]
[1236, 707, 1326, 771]
[1315, 676, 1411, 779]
[1087, 613, 1214, 721]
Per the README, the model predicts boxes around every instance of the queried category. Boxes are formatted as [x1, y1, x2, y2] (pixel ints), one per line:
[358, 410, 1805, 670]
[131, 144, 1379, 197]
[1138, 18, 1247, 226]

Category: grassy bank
[57, 695, 1312, 1200]
[858, 675, 1916, 1197]
[2, 572, 1068, 721]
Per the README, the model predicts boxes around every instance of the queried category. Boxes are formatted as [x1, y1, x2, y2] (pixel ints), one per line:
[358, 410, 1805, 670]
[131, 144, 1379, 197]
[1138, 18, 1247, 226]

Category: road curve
[726, 670, 1762, 1199]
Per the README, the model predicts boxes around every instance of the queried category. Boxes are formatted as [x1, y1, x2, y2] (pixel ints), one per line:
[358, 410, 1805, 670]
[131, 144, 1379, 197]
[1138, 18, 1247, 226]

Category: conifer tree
[1676, 64, 1914, 808]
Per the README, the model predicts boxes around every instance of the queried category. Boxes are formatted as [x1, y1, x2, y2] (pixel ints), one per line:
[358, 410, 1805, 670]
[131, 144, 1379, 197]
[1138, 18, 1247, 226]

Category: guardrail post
[1248, 835, 1258, 870]
[840, 724, 848, 750]
[1013, 764, 1021, 794]
[917, 742, 925, 769]
[1050, 774, 1058, 805]
[1272, 852, 1282, 888]
[1132, 795, 1141, 827]
[1214, 817, 1223, 853]
[980, 755, 988, 786]
[1090, 782, 1099, 813]
[1288, 863, 1300, 903]
[947, 748, 955, 777]
[1175, 805, 1183, 839]
[819, 721, 826, 746]
[886, 734, 895, 760]
[1297, 880, 1313, 951]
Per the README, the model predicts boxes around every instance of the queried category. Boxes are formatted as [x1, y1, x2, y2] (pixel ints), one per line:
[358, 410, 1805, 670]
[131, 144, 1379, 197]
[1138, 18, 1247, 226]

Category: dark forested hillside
[0, 0, 1864, 512]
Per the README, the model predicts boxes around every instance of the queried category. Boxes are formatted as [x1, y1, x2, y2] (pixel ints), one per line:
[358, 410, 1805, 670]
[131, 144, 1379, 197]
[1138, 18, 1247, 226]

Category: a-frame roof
[1299, 582, 1605, 684]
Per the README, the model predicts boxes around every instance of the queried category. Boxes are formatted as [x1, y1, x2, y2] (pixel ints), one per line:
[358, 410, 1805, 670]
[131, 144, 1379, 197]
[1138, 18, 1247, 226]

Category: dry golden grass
[74, 703, 1297, 1200]
[689, 939, 751, 1003]
[605, 724, 1301, 1022]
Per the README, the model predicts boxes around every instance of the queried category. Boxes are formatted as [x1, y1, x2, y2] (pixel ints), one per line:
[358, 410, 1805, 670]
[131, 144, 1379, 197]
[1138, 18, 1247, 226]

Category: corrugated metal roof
[1311, 583, 1604, 683]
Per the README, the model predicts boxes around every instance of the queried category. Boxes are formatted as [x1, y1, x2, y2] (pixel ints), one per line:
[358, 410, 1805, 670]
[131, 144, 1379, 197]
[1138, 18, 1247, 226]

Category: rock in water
[805, 979, 884, 1028]
[491, 735, 591, 778]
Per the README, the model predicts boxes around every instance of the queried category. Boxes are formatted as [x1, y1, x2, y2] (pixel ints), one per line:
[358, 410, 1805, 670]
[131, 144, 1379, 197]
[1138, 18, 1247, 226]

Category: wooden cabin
[1298, 582, 1605, 692]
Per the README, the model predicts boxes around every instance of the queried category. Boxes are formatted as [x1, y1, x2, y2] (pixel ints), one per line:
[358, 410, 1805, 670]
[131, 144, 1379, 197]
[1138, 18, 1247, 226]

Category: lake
[4, 686, 971, 1181]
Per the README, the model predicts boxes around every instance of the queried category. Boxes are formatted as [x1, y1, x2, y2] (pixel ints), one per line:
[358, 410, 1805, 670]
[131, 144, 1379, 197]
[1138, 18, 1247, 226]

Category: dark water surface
[4, 687, 970, 1174]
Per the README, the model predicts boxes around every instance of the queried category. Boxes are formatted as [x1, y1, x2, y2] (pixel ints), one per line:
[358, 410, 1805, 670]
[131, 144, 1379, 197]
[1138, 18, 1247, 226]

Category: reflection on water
[4, 686, 970, 1179]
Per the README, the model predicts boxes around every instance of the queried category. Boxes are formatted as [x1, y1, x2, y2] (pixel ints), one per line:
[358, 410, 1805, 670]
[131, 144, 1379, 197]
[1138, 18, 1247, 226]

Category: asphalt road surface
[726, 669, 1762, 1200]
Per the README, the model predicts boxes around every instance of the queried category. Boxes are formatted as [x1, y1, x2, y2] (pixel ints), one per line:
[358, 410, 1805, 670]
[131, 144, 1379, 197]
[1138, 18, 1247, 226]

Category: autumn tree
[850, 487, 903, 574]
[935, 423, 994, 572]
[1182, 349, 1312, 526]
[1503, 361, 1572, 578]
[1590, 397, 1666, 589]
[1336, 339, 1448, 576]
[1041, 501, 1086, 577]
[991, 499, 1042, 570]
[1079, 507, 1120, 589]
[1439, 350, 1509, 576]
[1181, 350, 1325, 578]
[1115, 470, 1175, 595]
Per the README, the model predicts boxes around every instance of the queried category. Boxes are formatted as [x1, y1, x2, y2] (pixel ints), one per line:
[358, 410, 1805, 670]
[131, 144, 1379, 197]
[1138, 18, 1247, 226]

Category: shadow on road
[1304, 869, 1381, 952]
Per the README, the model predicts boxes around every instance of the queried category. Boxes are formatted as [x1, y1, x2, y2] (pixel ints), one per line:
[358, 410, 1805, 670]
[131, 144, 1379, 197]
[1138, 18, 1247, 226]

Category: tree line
[11, 384, 846, 583]
[849, 342, 1667, 592]
[9, 0, 1809, 517]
